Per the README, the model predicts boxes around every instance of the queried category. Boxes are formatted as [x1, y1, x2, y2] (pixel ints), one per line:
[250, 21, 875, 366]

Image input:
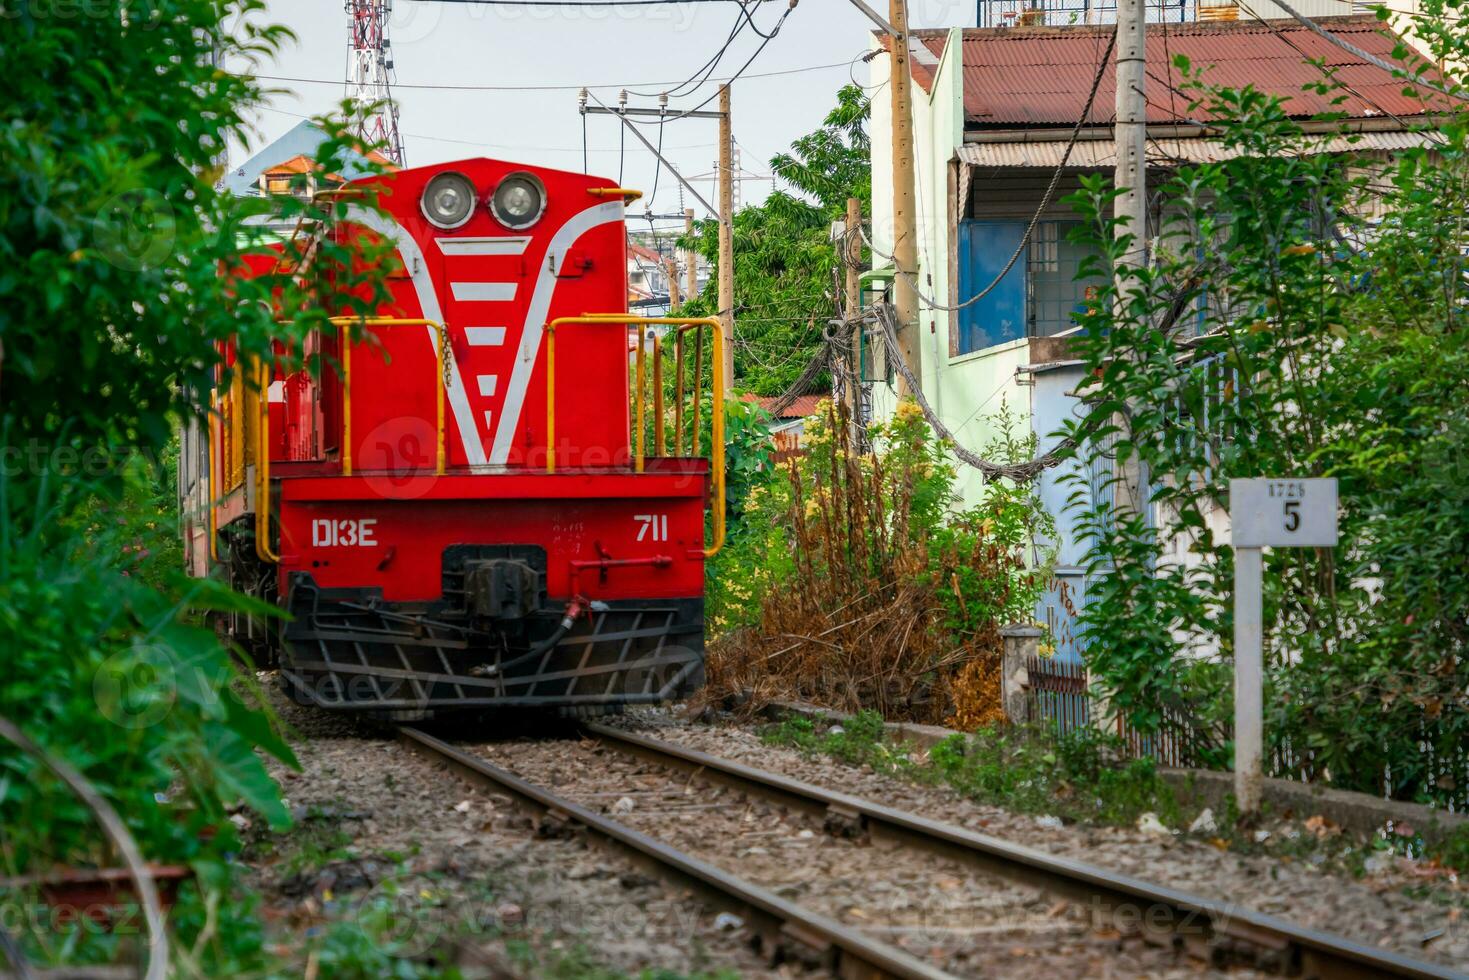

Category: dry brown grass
[703, 401, 1023, 728]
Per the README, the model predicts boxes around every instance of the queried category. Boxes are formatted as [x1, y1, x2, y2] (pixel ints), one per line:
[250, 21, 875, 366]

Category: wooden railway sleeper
[1208, 919, 1295, 975]
[823, 803, 867, 840]
[772, 921, 836, 972]
[534, 807, 578, 840]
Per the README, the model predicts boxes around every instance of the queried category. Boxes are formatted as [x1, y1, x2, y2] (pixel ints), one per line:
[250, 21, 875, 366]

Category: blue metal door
[957, 220, 1026, 354]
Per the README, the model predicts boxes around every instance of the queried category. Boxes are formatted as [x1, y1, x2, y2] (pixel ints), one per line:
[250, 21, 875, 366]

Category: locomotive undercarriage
[277, 545, 704, 717]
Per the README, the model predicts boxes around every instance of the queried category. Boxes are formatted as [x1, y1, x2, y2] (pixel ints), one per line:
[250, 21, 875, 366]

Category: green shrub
[1058, 27, 1469, 803]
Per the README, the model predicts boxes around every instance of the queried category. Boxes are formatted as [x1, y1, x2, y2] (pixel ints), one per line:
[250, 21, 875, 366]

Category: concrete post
[999, 625, 1042, 724]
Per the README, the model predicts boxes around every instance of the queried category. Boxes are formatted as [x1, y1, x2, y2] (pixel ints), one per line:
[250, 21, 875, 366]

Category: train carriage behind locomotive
[177, 159, 724, 717]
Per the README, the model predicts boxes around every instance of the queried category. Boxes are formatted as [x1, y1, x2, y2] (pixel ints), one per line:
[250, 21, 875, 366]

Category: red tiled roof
[629, 241, 662, 263]
[740, 393, 829, 420]
[898, 16, 1441, 128]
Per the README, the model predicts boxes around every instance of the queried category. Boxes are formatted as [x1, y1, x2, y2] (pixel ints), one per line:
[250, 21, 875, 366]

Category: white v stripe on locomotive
[437, 237, 530, 257]
[465, 327, 507, 346]
[343, 205, 487, 466]
[451, 282, 517, 302]
[490, 200, 625, 466]
[477, 375, 499, 397]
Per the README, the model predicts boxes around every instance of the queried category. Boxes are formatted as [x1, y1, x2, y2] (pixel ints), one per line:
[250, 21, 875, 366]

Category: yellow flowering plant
[703, 398, 1054, 726]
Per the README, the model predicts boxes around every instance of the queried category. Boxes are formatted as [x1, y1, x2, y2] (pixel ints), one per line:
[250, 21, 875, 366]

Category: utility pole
[684, 208, 698, 305]
[717, 83, 736, 396]
[666, 254, 681, 311]
[888, 0, 922, 398]
[844, 197, 862, 428]
[1114, 0, 1148, 275]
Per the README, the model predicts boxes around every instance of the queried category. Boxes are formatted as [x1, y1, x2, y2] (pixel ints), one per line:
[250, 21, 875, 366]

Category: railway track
[399, 723, 1462, 980]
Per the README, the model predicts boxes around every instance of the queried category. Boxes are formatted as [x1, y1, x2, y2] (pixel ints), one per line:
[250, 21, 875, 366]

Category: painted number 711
[635, 515, 669, 542]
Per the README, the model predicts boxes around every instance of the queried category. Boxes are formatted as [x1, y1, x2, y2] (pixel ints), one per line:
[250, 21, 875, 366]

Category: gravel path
[605, 708, 1469, 973]
[474, 735, 1259, 979]
[247, 688, 784, 977]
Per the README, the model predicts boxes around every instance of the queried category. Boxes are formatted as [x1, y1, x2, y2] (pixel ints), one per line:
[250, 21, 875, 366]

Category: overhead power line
[624, 0, 770, 100]
[621, 0, 798, 124]
[404, 0, 747, 6]
[1268, 0, 1467, 103]
[246, 56, 849, 93]
[860, 26, 1116, 316]
[256, 104, 713, 154]
[866, 305, 1077, 481]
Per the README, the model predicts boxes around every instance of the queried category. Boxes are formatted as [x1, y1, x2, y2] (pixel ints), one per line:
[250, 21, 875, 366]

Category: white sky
[228, 0, 974, 221]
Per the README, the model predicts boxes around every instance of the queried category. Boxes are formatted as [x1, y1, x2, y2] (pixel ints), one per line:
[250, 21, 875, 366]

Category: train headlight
[420, 171, 476, 230]
[489, 172, 546, 230]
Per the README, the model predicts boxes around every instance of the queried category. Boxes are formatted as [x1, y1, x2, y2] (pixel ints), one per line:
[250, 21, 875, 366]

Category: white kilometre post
[1229, 478, 1339, 817]
[1233, 543, 1264, 814]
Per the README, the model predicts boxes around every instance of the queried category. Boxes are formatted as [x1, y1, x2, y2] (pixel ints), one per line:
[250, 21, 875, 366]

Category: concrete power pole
[844, 197, 862, 428]
[1114, 0, 1148, 273]
[888, 0, 922, 398]
[718, 84, 736, 395]
[666, 253, 682, 311]
[684, 207, 698, 305]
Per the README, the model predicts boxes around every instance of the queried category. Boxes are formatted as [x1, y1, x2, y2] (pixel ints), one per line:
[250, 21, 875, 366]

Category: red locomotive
[180, 158, 724, 718]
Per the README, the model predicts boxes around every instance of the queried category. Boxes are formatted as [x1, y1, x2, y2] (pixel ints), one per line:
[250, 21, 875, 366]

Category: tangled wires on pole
[867, 303, 1078, 482]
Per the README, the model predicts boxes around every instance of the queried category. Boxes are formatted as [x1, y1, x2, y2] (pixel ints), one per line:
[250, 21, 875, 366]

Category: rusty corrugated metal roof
[740, 393, 830, 420]
[957, 129, 1436, 167]
[899, 16, 1444, 128]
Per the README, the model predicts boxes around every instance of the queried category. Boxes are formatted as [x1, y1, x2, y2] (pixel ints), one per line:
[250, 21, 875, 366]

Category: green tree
[1059, 14, 1469, 800]
[678, 84, 870, 394]
[1, 1, 392, 971]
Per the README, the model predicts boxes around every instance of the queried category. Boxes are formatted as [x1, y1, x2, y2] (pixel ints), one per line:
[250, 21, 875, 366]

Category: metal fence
[1025, 655, 1092, 736]
[977, 0, 1196, 28]
[1025, 656, 1210, 767]
[1026, 657, 1469, 810]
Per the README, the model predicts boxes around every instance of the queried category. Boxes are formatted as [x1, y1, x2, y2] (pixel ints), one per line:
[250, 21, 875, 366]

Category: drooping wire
[625, 0, 797, 126]
[649, 113, 666, 209]
[864, 26, 1116, 315]
[617, 111, 626, 185]
[625, 0, 759, 101]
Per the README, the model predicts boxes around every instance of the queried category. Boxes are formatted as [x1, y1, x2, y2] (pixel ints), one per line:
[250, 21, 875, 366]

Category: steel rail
[396, 726, 956, 980]
[583, 723, 1462, 980]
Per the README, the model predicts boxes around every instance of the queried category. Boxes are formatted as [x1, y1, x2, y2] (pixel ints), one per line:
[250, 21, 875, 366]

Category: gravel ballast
[247, 691, 782, 977]
[605, 708, 1469, 972]
[475, 735, 1260, 979]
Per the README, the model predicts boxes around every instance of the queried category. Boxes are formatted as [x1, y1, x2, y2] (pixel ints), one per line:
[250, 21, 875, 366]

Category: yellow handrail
[652, 333, 665, 457]
[587, 187, 644, 202]
[208, 391, 219, 564]
[544, 315, 725, 557]
[635, 323, 646, 473]
[314, 317, 449, 478]
[673, 333, 685, 456]
[254, 357, 281, 564]
[227, 362, 245, 490]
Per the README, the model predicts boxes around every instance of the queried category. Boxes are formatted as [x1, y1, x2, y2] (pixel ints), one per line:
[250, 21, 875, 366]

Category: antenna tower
[345, 0, 406, 166]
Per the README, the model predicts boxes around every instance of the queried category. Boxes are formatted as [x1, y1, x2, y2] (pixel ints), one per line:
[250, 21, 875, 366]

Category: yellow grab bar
[254, 357, 281, 564]
[587, 187, 644, 202]
[635, 323, 647, 474]
[544, 315, 725, 557]
[309, 317, 449, 478]
[242, 317, 449, 564]
[208, 390, 220, 564]
[652, 333, 665, 457]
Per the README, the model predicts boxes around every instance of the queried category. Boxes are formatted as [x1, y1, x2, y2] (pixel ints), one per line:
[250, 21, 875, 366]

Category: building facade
[866, 13, 1437, 660]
